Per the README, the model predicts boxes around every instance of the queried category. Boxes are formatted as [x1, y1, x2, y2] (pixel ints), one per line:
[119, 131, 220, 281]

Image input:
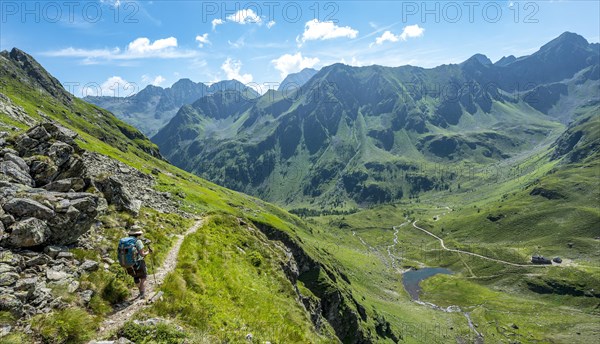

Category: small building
[531, 255, 552, 265]
[552, 257, 562, 264]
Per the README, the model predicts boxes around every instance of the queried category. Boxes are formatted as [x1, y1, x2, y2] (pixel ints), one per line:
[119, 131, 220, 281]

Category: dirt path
[94, 218, 204, 340]
[411, 220, 546, 268]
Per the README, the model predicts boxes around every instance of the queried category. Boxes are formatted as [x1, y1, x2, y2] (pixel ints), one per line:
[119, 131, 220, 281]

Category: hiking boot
[137, 292, 146, 299]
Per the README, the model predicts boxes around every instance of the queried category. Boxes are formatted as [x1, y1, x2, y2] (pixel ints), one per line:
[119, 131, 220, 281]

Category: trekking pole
[149, 243, 157, 285]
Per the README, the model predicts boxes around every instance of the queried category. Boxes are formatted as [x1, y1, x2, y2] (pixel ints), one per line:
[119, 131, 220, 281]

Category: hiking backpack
[117, 237, 139, 268]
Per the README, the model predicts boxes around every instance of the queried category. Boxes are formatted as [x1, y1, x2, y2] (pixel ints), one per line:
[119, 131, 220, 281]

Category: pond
[402, 267, 452, 300]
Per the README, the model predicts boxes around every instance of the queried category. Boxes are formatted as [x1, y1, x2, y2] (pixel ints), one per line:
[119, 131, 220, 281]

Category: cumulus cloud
[195, 33, 211, 47]
[127, 37, 177, 55]
[271, 53, 319, 79]
[267, 20, 276, 29]
[221, 58, 253, 84]
[43, 36, 197, 63]
[212, 18, 224, 30]
[142, 74, 166, 86]
[298, 19, 358, 44]
[371, 25, 425, 47]
[82, 76, 139, 97]
[226, 9, 261, 24]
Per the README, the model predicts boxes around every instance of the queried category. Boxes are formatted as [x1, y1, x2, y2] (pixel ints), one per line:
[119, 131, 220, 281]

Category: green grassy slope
[0, 48, 390, 343]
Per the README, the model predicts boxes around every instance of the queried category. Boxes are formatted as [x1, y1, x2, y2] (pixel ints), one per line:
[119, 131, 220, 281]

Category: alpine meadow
[0, 1, 598, 344]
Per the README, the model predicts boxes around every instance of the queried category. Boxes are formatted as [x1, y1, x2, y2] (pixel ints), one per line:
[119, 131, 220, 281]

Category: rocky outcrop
[0, 93, 36, 127]
[0, 123, 102, 248]
[253, 220, 374, 343]
[83, 152, 182, 216]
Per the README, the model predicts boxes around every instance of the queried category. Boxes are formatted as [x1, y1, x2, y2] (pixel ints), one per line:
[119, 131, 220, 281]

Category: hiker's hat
[128, 225, 143, 236]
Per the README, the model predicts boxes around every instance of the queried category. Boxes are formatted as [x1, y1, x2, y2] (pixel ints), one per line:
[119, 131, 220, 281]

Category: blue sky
[1, 0, 598, 97]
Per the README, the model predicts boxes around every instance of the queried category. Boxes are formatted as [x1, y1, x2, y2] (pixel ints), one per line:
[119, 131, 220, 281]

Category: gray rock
[79, 290, 93, 304]
[0, 294, 22, 317]
[0, 251, 21, 266]
[7, 218, 50, 248]
[0, 272, 19, 286]
[25, 254, 50, 267]
[27, 156, 58, 186]
[44, 245, 66, 258]
[14, 277, 38, 292]
[47, 141, 73, 167]
[43, 178, 85, 192]
[67, 280, 79, 293]
[26, 125, 50, 141]
[0, 214, 14, 228]
[0, 160, 33, 186]
[3, 198, 54, 220]
[0, 264, 15, 274]
[80, 260, 99, 272]
[4, 153, 29, 173]
[46, 268, 68, 281]
[95, 176, 141, 215]
[56, 252, 74, 260]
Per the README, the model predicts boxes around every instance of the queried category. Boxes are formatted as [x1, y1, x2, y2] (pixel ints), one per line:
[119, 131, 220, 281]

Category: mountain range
[84, 78, 259, 137]
[152, 32, 599, 208]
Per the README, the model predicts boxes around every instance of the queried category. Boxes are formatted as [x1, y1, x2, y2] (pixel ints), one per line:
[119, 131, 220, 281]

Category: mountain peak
[463, 53, 493, 66]
[538, 32, 589, 54]
[495, 55, 517, 67]
[3, 47, 72, 103]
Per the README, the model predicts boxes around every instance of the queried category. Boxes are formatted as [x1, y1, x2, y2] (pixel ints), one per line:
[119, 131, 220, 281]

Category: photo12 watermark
[1, 1, 139, 24]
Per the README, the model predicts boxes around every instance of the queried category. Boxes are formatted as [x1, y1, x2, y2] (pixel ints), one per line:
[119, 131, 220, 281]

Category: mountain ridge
[153, 32, 599, 209]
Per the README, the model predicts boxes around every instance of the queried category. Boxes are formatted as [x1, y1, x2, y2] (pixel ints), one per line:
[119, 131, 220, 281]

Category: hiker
[118, 226, 153, 299]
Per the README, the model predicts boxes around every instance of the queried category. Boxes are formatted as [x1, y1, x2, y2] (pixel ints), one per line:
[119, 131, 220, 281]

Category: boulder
[80, 260, 99, 272]
[3, 198, 54, 220]
[47, 141, 73, 167]
[95, 176, 141, 215]
[56, 252, 74, 260]
[14, 277, 38, 292]
[0, 294, 22, 317]
[43, 178, 85, 192]
[27, 156, 58, 186]
[0, 160, 33, 186]
[0, 251, 21, 266]
[44, 245, 66, 259]
[7, 218, 51, 248]
[4, 153, 29, 172]
[46, 268, 69, 281]
[0, 272, 19, 286]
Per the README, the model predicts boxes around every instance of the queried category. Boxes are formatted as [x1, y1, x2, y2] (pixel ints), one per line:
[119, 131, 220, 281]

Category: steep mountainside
[0, 48, 402, 343]
[84, 79, 259, 136]
[278, 68, 318, 92]
[154, 32, 599, 209]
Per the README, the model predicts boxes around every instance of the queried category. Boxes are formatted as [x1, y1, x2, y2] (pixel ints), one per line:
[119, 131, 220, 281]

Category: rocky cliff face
[0, 122, 178, 326]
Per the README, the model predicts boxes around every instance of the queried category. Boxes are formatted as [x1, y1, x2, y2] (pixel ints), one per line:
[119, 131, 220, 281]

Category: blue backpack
[117, 237, 139, 268]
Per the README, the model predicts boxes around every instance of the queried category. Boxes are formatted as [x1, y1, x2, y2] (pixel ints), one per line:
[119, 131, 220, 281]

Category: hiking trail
[93, 218, 204, 340]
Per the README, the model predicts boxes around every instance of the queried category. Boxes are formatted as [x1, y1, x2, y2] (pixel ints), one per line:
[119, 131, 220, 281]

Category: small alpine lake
[402, 267, 453, 300]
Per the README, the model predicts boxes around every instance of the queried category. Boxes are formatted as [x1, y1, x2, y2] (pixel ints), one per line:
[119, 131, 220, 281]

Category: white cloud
[267, 20, 276, 29]
[399, 24, 425, 40]
[82, 76, 139, 97]
[227, 36, 245, 48]
[195, 33, 211, 47]
[226, 9, 261, 25]
[298, 19, 358, 44]
[271, 53, 319, 79]
[44, 36, 198, 62]
[371, 25, 425, 47]
[221, 58, 253, 84]
[142, 74, 166, 86]
[212, 18, 224, 30]
[127, 37, 177, 55]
